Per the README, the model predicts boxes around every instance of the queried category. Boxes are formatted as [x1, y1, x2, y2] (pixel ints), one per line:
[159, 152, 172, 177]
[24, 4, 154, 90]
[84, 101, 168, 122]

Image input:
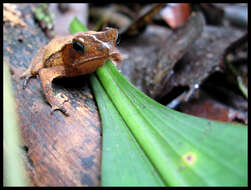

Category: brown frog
[21, 27, 121, 116]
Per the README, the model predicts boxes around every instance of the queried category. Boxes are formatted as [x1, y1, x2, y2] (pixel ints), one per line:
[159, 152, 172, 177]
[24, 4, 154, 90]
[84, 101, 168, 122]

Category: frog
[20, 27, 122, 116]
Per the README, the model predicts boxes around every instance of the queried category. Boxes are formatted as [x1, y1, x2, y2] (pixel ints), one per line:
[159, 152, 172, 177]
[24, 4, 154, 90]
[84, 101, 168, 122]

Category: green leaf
[90, 75, 164, 186]
[69, 16, 88, 34]
[4, 63, 29, 186]
[96, 60, 247, 186]
[69, 17, 247, 186]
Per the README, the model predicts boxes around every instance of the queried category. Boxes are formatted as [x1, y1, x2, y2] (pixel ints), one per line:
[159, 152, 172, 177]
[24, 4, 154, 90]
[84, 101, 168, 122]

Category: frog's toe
[21, 73, 36, 89]
[51, 105, 69, 116]
[22, 75, 32, 89]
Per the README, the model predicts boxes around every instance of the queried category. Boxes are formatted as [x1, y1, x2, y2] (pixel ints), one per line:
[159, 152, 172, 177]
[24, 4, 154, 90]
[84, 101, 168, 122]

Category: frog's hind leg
[39, 66, 69, 116]
[20, 47, 45, 89]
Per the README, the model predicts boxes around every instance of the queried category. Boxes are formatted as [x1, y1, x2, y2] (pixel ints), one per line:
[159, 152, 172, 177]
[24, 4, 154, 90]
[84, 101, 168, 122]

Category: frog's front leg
[39, 66, 69, 116]
[20, 47, 45, 89]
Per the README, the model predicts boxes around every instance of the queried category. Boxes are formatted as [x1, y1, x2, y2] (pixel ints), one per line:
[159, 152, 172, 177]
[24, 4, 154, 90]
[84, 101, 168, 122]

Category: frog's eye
[72, 40, 85, 54]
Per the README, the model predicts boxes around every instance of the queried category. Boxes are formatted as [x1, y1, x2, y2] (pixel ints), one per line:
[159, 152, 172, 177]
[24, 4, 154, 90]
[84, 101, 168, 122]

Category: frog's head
[69, 28, 119, 67]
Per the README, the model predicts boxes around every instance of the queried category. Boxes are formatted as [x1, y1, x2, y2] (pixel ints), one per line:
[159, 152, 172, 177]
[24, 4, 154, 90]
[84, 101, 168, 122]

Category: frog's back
[43, 35, 74, 67]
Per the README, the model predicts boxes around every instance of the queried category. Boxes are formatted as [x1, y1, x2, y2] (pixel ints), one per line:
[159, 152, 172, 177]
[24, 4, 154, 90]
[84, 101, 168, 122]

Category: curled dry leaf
[119, 4, 166, 37]
[166, 26, 245, 102]
[148, 12, 204, 99]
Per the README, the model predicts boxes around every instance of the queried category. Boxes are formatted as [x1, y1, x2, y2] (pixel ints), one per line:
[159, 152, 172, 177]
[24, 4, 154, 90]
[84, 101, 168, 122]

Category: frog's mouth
[72, 55, 108, 66]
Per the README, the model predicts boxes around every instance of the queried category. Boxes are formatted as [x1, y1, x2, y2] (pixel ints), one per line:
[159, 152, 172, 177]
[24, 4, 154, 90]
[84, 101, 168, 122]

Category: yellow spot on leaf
[182, 152, 197, 166]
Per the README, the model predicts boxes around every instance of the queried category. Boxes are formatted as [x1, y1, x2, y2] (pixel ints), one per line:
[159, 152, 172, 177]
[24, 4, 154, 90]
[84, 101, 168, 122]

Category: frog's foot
[50, 93, 69, 116]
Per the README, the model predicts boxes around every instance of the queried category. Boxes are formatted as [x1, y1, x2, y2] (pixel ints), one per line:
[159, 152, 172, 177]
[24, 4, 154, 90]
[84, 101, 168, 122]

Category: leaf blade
[90, 74, 165, 186]
[69, 17, 247, 186]
[97, 60, 247, 186]
[69, 16, 88, 33]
